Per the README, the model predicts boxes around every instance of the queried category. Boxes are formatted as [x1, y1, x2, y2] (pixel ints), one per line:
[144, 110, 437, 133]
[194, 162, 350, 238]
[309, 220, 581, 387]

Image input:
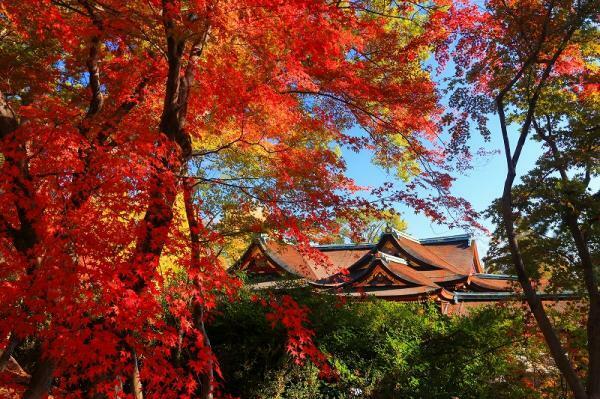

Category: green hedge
[208, 289, 538, 399]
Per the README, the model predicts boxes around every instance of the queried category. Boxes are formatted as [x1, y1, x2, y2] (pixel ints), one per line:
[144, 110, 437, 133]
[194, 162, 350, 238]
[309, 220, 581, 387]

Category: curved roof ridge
[383, 234, 467, 275]
[258, 240, 319, 280]
[262, 240, 374, 281]
[381, 257, 440, 288]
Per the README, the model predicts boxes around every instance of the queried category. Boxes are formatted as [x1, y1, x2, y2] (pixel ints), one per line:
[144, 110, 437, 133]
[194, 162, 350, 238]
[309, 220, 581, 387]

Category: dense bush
[208, 289, 544, 399]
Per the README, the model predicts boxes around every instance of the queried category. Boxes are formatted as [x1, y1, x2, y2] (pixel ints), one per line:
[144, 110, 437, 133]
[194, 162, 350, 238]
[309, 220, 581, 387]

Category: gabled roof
[234, 232, 482, 281]
[233, 238, 370, 281]
[314, 254, 440, 289]
[234, 233, 578, 313]
[376, 233, 467, 275]
[391, 231, 487, 274]
[233, 231, 504, 304]
[423, 238, 484, 274]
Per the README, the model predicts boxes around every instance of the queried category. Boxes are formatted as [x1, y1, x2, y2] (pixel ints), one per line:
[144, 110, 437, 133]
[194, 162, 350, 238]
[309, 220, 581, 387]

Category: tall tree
[447, 0, 599, 397]
[0, 0, 476, 398]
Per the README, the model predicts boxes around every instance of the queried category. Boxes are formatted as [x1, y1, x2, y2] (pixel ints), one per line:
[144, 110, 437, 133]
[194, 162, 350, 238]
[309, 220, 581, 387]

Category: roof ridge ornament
[384, 222, 393, 234]
[256, 233, 269, 243]
[381, 224, 417, 242]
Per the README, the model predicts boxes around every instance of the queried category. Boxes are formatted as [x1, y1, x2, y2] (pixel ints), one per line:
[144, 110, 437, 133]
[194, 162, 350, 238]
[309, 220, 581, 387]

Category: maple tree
[446, 0, 599, 398]
[0, 0, 478, 398]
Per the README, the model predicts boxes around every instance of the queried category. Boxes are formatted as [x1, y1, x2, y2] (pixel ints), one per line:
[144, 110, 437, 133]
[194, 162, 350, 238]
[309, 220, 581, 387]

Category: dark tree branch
[183, 178, 214, 399]
[0, 91, 19, 140]
[495, 4, 592, 397]
[78, 0, 105, 121]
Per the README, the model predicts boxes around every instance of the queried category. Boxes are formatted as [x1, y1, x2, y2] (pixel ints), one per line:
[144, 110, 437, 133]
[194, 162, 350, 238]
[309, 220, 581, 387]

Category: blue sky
[341, 112, 543, 259]
[338, 50, 556, 260]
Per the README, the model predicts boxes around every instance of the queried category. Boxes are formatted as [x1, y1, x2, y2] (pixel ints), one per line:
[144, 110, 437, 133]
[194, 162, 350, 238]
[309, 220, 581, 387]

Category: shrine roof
[233, 233, 578, 308]
[234, 231, 484, 281]
[240, 239, 370, 281]
[232, 231, 510, 302]
[467, 275, 515, 292]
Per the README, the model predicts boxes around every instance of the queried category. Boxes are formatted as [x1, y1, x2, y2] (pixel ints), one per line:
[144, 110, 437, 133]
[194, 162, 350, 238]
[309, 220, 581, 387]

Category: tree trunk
[494, 35, 588, 391]
[587, 304, 600, 399]
[496, 104, 587, 397]
[184, 179, 214, 399]
[0, 334, 21, 370]
[0, 91, 19, 136]
[132, 350, 144, 399]
[1, 91, 44, 388]
[501, 180, 588, 399]
[22, 357, 56, 399]
[116, 5, 206, 394]
[194, 303, 214, 399]
[563, 210, 600, 399]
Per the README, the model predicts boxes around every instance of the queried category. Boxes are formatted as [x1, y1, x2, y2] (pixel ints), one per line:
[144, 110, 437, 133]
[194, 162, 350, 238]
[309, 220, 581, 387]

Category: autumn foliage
[0, 0, 484, 397]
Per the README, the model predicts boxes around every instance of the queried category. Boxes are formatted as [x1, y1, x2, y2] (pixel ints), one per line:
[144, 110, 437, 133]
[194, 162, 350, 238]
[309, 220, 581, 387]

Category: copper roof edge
[419, 233, 472, 245]
[472, 273, 518, 280]
[453, 291, 580, 302]
[313, 243, 376, 251]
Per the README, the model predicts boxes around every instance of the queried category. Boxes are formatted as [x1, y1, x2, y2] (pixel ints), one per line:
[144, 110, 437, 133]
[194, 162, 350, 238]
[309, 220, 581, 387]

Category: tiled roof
[390, 235, 466, 275]
[235, 233, 478, 283]
[385, 260, 439, 288]
[467, 275, 514, 292]
[421, 269, 466, 283]
[260, 240, 369, 281]
[321, 247, 372, 272]
[262, 241, 330, 280]
[233, 232, 528, 307]
[423, 241, 475, 275]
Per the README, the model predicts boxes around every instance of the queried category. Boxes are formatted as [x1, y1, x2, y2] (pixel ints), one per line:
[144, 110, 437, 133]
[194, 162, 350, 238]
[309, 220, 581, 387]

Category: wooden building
[232, 230, 573, 314]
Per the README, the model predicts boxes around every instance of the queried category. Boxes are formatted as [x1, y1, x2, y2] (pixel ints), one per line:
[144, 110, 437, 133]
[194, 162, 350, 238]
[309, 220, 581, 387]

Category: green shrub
[208, 289, 538, 399]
